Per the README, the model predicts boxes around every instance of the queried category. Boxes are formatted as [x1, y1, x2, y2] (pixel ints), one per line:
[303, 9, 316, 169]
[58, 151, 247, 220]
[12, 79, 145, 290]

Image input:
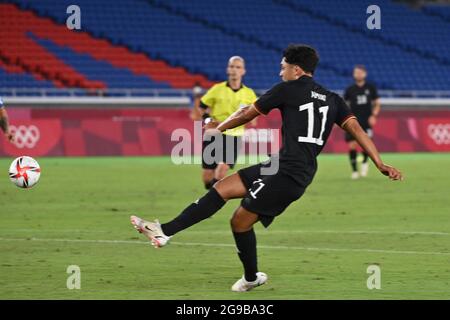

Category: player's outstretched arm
[205, 104, 260, 133]
[343, 118, 403, 181]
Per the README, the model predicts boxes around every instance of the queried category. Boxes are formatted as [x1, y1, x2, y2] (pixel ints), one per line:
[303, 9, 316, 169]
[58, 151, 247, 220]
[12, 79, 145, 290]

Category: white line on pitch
[0, 237, 449, 256]
[174, 230, 450, 236]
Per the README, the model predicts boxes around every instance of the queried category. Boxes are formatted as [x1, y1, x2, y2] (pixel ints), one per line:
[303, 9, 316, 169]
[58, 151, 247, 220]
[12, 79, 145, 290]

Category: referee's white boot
[231, 272, 268, 292]
[351, 171, 360, 180]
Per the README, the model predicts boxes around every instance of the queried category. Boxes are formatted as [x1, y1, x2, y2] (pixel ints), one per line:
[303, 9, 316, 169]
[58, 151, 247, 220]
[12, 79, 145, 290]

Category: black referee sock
[161, 188, 226, 236]
[204, 178, 218, 190]
[233, 229, 258, 282]
[349, 150, 357, 172]
[362, 152, 369, 163]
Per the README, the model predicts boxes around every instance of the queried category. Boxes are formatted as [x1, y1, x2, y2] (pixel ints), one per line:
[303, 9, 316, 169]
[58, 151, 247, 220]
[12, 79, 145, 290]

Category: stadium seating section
[0, 0, 449, 94]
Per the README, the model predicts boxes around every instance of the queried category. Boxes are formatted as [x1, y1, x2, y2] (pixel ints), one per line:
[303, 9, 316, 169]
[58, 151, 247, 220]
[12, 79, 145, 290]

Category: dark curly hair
[283, 44, 319, 74]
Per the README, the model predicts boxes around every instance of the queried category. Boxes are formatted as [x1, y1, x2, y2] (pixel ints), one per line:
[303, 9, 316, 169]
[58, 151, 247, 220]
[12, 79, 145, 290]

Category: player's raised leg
[230, 206, 268, 292]
[130, 172, 248, 247]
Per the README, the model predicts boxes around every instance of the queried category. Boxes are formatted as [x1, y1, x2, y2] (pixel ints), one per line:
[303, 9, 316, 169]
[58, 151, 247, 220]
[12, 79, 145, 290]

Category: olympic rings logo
[428, 124, 450, 145]
[10, 125, 41, 149]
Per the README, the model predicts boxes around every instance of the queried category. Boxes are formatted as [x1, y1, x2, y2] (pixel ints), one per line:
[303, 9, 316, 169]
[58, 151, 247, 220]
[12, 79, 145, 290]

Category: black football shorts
[237, 162, 306, 228]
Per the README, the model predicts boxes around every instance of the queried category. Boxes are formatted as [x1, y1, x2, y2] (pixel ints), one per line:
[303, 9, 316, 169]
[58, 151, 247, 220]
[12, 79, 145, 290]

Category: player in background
[344, 65, 381, 179]
[0, 97, 14, 143]
[196, 56, 257, 189]
[130, 45, 402, 292]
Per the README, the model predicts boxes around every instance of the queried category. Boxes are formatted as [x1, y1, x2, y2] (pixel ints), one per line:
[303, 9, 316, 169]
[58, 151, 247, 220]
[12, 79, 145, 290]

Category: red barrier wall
[1, 107, 449, 157]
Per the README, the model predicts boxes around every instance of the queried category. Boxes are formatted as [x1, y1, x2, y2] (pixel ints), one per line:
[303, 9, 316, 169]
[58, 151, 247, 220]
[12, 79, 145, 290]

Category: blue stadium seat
[1, 0, 450, 91]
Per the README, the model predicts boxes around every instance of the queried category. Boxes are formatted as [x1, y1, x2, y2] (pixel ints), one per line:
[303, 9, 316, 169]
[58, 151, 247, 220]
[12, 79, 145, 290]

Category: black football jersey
[254, 76, 354, 186]
[344, 83, 379, 128]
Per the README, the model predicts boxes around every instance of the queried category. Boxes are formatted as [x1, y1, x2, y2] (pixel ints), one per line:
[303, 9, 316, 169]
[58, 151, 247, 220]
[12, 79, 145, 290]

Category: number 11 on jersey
[298, 102, 329, 146]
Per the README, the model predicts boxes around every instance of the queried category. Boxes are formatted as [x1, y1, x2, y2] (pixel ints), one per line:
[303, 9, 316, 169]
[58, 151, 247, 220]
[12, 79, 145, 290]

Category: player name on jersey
[311, 90, 326, 102]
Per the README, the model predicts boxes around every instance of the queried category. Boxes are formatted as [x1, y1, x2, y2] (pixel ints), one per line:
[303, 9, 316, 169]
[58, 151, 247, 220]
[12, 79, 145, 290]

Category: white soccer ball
[9, 156, 41, 188]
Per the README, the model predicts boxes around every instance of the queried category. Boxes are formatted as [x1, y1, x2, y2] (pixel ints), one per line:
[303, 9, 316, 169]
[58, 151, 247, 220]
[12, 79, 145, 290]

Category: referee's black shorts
[237, 162, 307, 228]
[202, 133, 241, 170]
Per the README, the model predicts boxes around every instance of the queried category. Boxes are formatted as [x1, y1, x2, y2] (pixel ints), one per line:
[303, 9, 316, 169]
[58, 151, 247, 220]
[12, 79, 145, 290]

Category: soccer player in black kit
[130, 45, 402, 292]
[344, 65, 381, 179]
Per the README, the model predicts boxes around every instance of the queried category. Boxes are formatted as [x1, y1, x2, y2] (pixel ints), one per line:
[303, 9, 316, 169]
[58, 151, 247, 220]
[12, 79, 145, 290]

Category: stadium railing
[2, 88, 450, 98]
[1, 88, 450, 108]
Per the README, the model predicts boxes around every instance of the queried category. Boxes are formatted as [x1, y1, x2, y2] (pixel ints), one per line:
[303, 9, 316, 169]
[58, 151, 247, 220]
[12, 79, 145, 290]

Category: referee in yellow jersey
[197, 56, 257, 189]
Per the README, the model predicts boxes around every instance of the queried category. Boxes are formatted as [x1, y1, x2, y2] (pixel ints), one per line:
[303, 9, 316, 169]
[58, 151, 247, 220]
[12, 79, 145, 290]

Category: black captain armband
[199, 101, 209, 110]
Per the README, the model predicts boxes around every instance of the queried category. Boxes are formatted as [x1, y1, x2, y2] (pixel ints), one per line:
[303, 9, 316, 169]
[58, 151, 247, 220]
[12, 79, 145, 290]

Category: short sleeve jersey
[254, 76, 355, 185]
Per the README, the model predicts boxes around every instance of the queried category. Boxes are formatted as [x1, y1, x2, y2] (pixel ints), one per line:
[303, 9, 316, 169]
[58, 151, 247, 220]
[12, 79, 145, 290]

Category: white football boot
[351, 171, 360, 180]
[130, 215, 171, 248]
[231, 272, 268, 292]
[360, 162, 369, 177]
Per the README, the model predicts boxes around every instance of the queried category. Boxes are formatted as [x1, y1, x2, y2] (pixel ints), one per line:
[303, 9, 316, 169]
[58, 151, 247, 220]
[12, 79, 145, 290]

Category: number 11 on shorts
[250, 179, 265, 199]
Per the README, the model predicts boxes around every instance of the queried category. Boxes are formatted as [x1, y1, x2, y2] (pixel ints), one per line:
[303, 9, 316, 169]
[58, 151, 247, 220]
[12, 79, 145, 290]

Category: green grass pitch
[0, 153, 449, 299]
